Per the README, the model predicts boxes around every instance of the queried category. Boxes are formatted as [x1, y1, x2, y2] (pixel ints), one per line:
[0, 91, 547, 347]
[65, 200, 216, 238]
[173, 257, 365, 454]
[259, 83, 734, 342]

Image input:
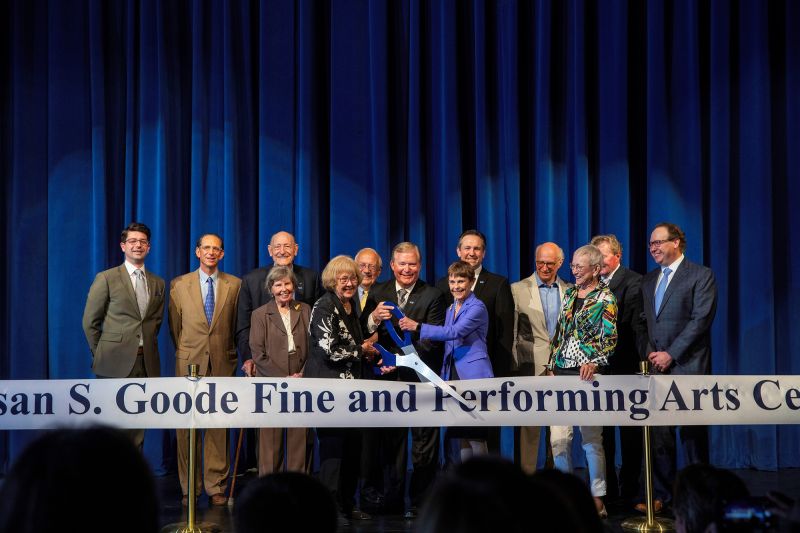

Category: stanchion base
[620, 516, 675, 532]
[160, 520, 221, 533]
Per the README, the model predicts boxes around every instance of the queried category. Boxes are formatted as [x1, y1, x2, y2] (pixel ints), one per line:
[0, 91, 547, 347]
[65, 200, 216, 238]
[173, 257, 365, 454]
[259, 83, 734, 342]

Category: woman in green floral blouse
[548, 244, 617, 518]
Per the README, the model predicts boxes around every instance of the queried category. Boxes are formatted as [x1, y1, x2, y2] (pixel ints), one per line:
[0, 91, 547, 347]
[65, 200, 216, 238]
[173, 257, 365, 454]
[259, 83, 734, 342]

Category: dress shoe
[594, 497, 608, 519]
[349, 510, 372, 520]
[634, 499, 664, 514]
[209, 493, 228, 506]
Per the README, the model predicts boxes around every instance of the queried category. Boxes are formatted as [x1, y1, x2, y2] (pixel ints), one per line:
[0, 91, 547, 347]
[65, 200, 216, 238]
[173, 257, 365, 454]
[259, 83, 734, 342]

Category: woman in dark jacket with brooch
[305, 255, 378, 521]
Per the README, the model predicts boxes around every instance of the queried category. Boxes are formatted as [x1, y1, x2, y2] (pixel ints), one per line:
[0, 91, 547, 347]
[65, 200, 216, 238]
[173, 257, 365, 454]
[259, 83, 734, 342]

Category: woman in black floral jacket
[305, 255, 377, 522]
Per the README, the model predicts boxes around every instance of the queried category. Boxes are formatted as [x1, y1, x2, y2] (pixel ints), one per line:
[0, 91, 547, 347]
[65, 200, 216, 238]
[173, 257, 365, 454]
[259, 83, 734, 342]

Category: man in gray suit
[511, 242, 571, 474]
[637, 222, 717, 512]
[82, 222, 165, 449]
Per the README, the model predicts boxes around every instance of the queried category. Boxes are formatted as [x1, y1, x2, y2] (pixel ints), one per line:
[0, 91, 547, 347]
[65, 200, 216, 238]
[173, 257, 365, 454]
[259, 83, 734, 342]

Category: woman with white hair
[548, 244, 618, 518]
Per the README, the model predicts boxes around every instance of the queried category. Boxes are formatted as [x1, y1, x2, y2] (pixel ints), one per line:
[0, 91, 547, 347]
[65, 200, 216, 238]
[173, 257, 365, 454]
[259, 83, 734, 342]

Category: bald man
[511, 242, 572, 474]
[236, 231, 323, 361]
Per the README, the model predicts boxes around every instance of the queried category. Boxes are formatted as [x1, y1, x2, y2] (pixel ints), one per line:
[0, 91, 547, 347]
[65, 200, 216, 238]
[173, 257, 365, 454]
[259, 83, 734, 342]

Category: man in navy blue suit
[637, 222, 717, 513]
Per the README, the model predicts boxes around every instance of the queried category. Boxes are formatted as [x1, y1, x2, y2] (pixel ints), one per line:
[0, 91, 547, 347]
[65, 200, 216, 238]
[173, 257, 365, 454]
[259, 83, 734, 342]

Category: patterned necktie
[205, 277, 215, 325]
[654, 267, 672, 313]
[360, 290, 368, 309]
[134, 270, 148, 318]
[397, 288, 409, 309]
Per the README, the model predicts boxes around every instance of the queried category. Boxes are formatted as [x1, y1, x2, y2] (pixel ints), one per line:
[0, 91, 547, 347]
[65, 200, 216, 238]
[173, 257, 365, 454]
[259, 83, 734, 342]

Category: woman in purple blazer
[399, 260, 494, 462]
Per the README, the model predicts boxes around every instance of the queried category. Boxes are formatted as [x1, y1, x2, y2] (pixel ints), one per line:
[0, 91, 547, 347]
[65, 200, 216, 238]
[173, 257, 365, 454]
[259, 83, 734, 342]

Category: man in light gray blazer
[82, 222, 165, 449]
[511, 242, 571, 474]
[638, 222, 717, 512]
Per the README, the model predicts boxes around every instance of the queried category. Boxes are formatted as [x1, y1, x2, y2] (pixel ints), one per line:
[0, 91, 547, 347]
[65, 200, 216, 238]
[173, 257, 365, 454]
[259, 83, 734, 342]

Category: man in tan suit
[169, 233, 241, 506]
[83, 222, 165, 450]
[511, 242, 571, 474]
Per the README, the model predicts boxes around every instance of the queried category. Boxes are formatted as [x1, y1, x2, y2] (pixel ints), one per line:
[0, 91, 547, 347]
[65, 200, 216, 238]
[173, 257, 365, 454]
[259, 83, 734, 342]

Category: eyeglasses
[199, 245, 223, 253]
[336, 275, 358, 284]
[648, 239, 674, 248]
[358, 263, 379, 272]
[125, 239, 150, 246]
[536, 261, 558, 269]
[569, 264, 594, 273]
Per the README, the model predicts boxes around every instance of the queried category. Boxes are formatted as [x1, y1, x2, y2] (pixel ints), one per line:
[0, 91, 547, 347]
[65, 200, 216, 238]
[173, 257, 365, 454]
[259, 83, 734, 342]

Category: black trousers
[648, 425, 709, 503]
[317, 428, 361, 514]
[377, 425, 440, 511]
[602, 425, 643, 501]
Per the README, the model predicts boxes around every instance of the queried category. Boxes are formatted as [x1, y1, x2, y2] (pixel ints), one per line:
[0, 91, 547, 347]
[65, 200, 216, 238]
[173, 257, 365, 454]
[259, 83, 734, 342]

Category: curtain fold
[2, 0, 799, 471]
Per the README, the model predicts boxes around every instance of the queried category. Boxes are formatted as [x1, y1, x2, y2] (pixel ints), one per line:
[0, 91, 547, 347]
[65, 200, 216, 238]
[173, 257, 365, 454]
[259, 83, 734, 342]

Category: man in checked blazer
[83, 222, 165, 450]
[169, 233, 241, 506]
[511, 242, 572, 474]
[638, 222, 717, 512]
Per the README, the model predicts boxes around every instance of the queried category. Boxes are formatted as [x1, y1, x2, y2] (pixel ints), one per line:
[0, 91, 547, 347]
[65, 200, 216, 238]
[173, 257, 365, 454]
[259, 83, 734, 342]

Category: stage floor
[157, 467, 800, 532]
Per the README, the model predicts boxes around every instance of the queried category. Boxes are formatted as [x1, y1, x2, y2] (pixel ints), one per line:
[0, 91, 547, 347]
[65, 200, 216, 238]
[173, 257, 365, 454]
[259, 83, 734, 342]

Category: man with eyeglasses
[636, 222, 717, 514]
[361, 242, 445, 519]
[168, 233, 242, 506]
[352, 247, 386, 512]
[82, 222, 165, 450]
[510, 242, 571, 474]
[353, 248, 382, 317]
[236, 231, 323, 364]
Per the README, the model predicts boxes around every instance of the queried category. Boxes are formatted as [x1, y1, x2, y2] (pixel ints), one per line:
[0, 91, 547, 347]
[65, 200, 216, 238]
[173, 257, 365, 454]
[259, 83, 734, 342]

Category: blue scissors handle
[373, 342, 397, 372]
[379, 301, 411, 347]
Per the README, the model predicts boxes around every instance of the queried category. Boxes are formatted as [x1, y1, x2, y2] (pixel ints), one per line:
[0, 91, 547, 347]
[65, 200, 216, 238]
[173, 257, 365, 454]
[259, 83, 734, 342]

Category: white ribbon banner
[1, 375, 799, 430]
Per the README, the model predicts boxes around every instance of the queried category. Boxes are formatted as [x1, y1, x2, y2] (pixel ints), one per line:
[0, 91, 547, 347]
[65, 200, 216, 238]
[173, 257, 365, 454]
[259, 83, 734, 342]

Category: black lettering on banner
[69, 384, 91, 414]
[397, 385, 417, 412]
[117, 382, 147, 414]
[498, 381, 514, 411]
[725, 388, 741, 410]
[349, 391, 368, 413]
[556, 389, 588, 412]
[628, 389, 649, 420]
[753, 379, 781, 411]
[659, 381, 689, 411]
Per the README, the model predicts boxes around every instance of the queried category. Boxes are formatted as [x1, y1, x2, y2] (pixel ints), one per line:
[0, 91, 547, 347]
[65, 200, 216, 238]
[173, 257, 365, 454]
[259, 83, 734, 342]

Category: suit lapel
[405, 281, 425, 312]
[473, 270, 488, 298]
[657, 261, 687, 316]
[187, 275, 208, 328]
[527, 276, 544, 313]
[608, 267, 625, 293]
[210, 274, 230, 330]
[118, 265, 140, 317]
[267, 303, 288, 335]
[290, 302, 302, 331]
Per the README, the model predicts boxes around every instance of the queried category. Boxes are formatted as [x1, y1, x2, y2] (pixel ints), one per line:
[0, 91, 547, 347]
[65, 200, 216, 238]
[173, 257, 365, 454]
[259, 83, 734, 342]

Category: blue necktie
[204, 277, 215, 325]
[654, 267, 672, 313]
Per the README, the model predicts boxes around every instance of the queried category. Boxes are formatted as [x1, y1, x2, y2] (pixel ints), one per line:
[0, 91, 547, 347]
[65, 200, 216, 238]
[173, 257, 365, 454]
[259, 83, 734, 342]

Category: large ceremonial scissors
[372, 302, 472, 409]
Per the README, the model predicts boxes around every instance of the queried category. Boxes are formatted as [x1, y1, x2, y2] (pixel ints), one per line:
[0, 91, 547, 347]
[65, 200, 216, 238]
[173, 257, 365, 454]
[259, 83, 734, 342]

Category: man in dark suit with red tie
[637, 222, 717, 513]
[361, 242, 445, 519]
[436, 230, 513, 454]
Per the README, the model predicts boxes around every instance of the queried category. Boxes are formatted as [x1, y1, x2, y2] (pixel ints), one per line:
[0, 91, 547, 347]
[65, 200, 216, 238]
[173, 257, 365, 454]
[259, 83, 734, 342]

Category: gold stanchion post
[161, 364, 220, 533]
[621, 361, 675, 532]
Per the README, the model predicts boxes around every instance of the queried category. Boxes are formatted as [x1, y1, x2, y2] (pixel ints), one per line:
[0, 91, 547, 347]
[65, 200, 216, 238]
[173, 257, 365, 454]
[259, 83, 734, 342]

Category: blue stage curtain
[2, 0, 798, 472]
